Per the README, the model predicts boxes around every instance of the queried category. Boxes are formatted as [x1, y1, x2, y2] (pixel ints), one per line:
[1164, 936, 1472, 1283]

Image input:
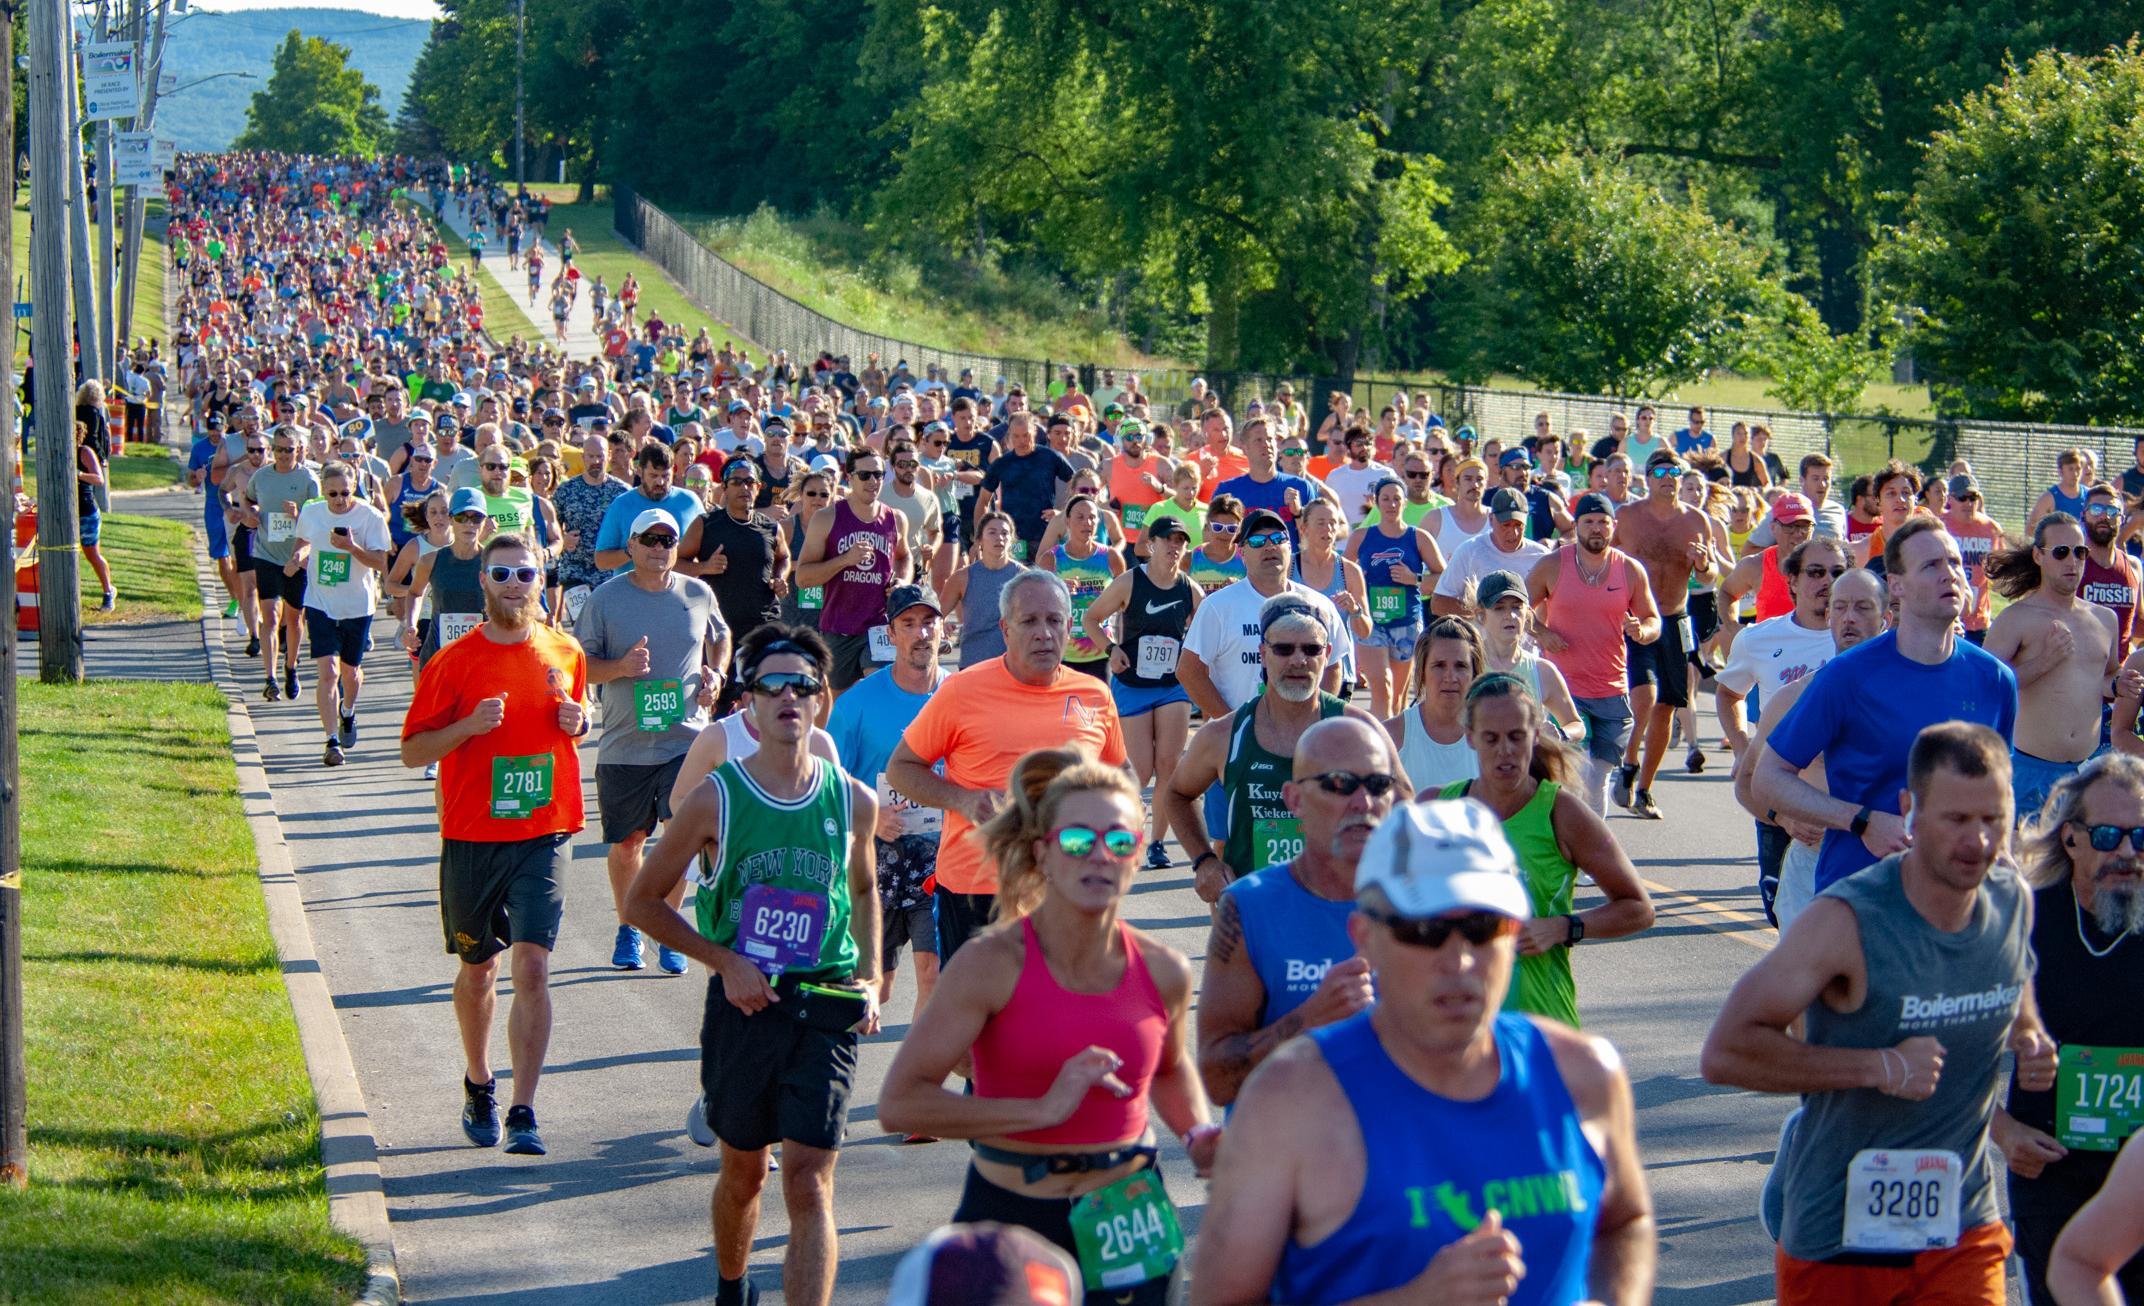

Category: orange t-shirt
[402, 623, 589, 843]
[1948, 516, 2004, 632]
[900, 658, 1130, 894]
[1193, 449, 1250, 503]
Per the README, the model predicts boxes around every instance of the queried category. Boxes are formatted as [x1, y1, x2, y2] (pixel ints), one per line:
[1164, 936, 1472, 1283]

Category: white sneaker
[422, 762, 438, 780]
[685, 1093, 715, 1147]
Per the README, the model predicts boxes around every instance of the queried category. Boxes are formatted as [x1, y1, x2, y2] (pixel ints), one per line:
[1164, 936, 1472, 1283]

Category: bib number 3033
[490, 753, 555, 818]
[1071, 1170, 1185, 1290]
[737, 883, 828, 974]
[1840, 1148, 1961, 1253]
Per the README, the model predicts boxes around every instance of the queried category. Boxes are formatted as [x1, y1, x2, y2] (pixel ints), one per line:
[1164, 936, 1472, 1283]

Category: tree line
[387, 0, 2144, 425]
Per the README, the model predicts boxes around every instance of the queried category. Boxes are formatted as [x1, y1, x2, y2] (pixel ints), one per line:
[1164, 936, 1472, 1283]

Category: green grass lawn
[0, 679, 369, 1302]
[109, 444, 182, 492]
[84, 512, 198, 625]
[9, 195, 170, 370]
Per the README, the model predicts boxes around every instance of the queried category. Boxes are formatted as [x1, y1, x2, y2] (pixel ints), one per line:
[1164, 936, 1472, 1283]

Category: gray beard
[2091, 884, 2144, 937]
[1272, 676, 1317, 703]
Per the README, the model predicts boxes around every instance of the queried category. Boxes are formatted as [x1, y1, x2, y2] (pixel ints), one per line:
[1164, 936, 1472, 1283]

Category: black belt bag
[970, 1139, 1159, 1186]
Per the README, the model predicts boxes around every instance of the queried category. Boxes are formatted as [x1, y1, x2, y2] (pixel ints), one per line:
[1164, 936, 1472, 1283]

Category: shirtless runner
[1609, 449, 1717, 819]
[1984, 512, 2127, 821]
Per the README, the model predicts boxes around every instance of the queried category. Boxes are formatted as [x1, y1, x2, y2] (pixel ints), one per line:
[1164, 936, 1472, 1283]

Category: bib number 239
[1840, 1148, 1961, 1252]
[490, 754, 555, 818]
[1253, 817, 1305, 868]
[1071, 1170, 1184, 1289]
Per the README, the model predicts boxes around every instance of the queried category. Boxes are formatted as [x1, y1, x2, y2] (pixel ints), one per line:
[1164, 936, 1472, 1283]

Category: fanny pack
[770, 973, 868, 1034]
[970, 1139, 1159, 1187]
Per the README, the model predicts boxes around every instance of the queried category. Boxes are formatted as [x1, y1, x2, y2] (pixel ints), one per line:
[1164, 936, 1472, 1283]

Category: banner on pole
[81, 42, 140, 122]
[151, 138, 176, 172]
[158, 72, 175, 97]
[113, 132, 156, 187]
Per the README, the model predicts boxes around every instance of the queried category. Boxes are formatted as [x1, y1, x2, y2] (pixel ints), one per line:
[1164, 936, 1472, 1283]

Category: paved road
[206, 557, 1801, 1306]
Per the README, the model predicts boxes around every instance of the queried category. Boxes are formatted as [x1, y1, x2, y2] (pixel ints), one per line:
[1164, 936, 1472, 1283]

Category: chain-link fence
[616, 186, 2142, 532]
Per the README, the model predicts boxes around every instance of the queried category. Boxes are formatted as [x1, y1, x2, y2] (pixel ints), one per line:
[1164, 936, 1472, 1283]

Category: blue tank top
[1352, 521, 1426, 628]
[2049, 483, 2088, 520]
[389, 474, 435, 548]
[1276, 1012, 1605, 1306]
[1222, 862, 1356, 1025]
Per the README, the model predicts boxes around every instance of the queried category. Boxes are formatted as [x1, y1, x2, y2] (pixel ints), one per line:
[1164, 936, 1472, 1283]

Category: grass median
[0, 680, 369, 1302]
[80, 512, 199, 626]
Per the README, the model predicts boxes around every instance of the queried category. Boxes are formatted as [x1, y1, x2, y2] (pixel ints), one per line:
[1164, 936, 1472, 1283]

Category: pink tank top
[972, 919, 1168, 1146]
[1544, 548, 1635, 700]
[1754, 546, 1793, 621]
[820, 497, 901, 636]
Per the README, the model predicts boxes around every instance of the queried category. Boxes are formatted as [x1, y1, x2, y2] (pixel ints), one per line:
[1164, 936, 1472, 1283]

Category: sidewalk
[435, 200, 610, 363]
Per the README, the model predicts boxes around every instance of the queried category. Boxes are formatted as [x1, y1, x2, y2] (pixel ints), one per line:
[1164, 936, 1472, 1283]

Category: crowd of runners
[155, 151, 2144, 1304]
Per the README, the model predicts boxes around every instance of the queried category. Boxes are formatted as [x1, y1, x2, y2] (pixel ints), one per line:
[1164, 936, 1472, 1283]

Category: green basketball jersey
[1222, 692, 1346, 875]
[694, 756, 857, 981]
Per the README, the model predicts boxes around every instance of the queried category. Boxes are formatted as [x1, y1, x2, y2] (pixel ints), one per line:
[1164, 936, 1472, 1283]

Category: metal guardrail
[613, 186, 2143, 531]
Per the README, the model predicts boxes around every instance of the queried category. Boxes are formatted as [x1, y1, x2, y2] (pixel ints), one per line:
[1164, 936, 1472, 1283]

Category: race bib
[316, 551, 352, 585]
[2058, 1045, 2144, 1151]
[876, 771, 943, 836]
[263, 511, 297, 542]
[1252, 816, 1306, 869]
[867, 624, 895, 663]
[1013, 539, 1031, 562]
[1070, 1170, 1185, 1290]
[1122, 502, 1148, 531]
[490, 753, 554, 818]
[437, 612, 482, 645]
[1367, 586, 1409, 623]
[1135, 635, 1181, 680]
[798, 584, 824, 611]
[1840, 1149, 1961, 1252]
[737, 883, 828, 974]
[562, 584, 592, 623]
[634, 678, 686, 732]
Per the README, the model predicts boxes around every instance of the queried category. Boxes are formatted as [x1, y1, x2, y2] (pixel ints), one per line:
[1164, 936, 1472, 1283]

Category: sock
[716, 1275, 749, 1306]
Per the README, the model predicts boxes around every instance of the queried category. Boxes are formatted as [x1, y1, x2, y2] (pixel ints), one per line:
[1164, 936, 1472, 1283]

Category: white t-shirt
[1182, 578, 1350, 711]
[1323, 461, 1398, 524]
[1435, 533, 1551, 604]
[1715, 613, 1835, 713]
[297, 500, 391, 620]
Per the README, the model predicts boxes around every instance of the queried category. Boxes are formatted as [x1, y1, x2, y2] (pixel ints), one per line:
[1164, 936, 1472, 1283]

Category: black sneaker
[503, 1104, 546, 1156]
[1145, 840, 1171, 871]
[323, 739, 345, 768]
[338, 712, 357, 748]
[462, 1078, 500, 1147]
[1686, 748, 1706, 775]
[244, 635, 260, 658]
[262, 676, 280, 702]
[1610, 763, 1637, 809]
[283, 664, 300, 700]
[1632, 788, 1663, 820]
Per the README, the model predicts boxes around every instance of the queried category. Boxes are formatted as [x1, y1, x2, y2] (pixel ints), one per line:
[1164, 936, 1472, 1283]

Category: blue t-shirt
[980, 447, 1075, 542]
[592, 486, 706, 561]
[188, 436, 223, 523]
[1672, 428, 1713, 455]
[1215, 471, 1323, 545]
[1767, 630, 2017, 890]
[825, 664, 943, 836]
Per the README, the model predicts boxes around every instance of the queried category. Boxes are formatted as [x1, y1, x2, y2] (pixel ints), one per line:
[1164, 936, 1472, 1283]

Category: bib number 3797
[1840, 1148, 1961, 1252]
[1070, 1170, 1184, 1289]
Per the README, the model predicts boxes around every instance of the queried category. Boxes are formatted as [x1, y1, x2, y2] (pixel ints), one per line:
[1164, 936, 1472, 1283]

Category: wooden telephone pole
[31, 0, 80, 685]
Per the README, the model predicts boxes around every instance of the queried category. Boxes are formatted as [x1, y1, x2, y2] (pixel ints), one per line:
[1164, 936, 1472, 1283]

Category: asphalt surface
[189, 565, 1798, 1306]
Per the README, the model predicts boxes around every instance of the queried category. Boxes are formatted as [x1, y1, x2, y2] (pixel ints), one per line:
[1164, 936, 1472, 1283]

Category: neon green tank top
[694, 757, 857, 981]
[1442, 778, 1579, 1027]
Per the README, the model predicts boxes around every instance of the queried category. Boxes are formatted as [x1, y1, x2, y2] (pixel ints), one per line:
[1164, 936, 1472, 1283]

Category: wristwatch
[1563, 914, 1585, 947]
[1850, 805, 1874, 839]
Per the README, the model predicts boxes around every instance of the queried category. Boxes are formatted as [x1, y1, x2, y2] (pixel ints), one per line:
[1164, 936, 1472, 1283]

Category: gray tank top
[1778, 854, 2033, 1261]
[958, 560, 1025, 668]
[419, 546, 487, 669]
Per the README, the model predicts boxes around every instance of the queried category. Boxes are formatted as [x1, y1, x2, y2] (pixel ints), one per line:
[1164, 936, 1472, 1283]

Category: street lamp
[162, 70, 253, 96]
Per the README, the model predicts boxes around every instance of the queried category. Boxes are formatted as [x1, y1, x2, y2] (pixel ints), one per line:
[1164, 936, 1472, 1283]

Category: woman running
[880, 749, 1218, 1305]
[1441, 674, 1653, 1027]
[1083, 517, 1200, 868]
[1345, 479, 1444, 717]
[1472, 569, 1584, 739]
[384, 488, 449, 645]
[74, 421, 116, 610]
[1382, 614, 1485, 793]
[1185, 493, 1246, 596]
[1041, 495, 1124, 680]
[941, 511, 1025, 669]
[1294, 497, 1375, 699]
[778, 471, 837, 636]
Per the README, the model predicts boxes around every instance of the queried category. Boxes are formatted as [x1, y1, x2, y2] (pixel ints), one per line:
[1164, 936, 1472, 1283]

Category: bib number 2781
[491, 754, 555, 818]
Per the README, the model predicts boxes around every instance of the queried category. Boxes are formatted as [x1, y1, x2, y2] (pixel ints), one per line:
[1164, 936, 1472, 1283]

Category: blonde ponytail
[980, 747, 1141, 922]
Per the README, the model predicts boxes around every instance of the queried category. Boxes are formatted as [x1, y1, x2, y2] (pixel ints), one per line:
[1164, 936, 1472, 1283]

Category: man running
[1177, 508, 1348, 716]
[1195, 716, 1407, 1106]
[1985, 513, 2120, 818]
[577, 507, 730, 974]
[1718, 493, 1816, 632]
[1999, 754, 2144, 1305]
[1704, 722, 2055, 1305]
[1607, 449, 1716, 818]
[290, 463, 393, 766]
[1431, 487, 1550, 617]
[1529, 492, 1662, 813]
[594, 442, 706, 573]
[797, 448, 911, 693]
[1193, 799, 1656, 1305]
[240, 426, 320, 702]
[624, 625, 880, 1306]
[2081, 482, 2140, 663]
[553, 430, 628, 622]
[886, 570, 1128, 961]
[400, 534, 589, 1158]
[1753, 518, 2018, 893]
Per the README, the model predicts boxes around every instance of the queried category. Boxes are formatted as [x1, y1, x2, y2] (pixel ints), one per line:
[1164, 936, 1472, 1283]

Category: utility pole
[33, 0, 82, 686]
[116, 0, 162, 350]
[0, 0, 26, 1195]
[63, 31, 101, 386]
[513, 0, 525, 190]
[93, 0, 117, 382]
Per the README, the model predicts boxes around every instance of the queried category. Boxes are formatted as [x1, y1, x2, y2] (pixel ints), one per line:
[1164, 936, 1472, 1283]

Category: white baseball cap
[1355, 800, 1531, 921]
[629, 507, 678, 538]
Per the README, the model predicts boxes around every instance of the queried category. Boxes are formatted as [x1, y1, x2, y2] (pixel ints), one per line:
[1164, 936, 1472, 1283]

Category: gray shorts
[1571, 694, 1633, 766]
[881, 902, 937, 972]
[595, 755, 688, 843]
[824, 630, 887, 691]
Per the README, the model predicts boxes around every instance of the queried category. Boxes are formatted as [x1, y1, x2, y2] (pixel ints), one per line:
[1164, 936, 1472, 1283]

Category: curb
[190, 547, 402, 1306]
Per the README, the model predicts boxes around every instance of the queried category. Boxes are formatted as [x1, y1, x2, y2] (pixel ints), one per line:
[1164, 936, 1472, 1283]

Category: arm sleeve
[402, 647, 462, 739]
[572, 589, 607, 658]
[980, 460, 1005, 495]
[1182, 591, 1226, 662]
[1765, 661, 1841, 770]
[1994, 663, 2020, 743]
[593, 498, 628, 553]
[1433, 540, 1473, 598]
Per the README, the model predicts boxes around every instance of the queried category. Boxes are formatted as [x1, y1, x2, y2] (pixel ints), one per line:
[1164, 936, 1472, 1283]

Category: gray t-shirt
[574, 571, 727, 765]
[1778, 855, 2033, 1261]
[244, 464, 322, 566]
[373, 419, 415, 464]
[437, 446, 478, 490]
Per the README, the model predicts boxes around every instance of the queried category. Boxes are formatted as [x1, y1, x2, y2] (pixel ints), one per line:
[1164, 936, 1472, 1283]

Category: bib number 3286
[490, 754, 555, 818]
[1071, 1170, 1184, 1289]
[1840, 1148, 1961, 1252]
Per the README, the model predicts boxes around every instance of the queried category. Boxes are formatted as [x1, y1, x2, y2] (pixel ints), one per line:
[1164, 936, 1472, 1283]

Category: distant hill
[150, 8, 429, 152]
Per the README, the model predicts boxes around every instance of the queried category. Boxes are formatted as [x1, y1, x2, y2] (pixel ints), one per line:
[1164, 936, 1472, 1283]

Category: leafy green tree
[233, 32, 390, 156]
[1878, 42, 2144, 424]
[1449, 153, 1773, 397]
[1753, 291, 1883, 413]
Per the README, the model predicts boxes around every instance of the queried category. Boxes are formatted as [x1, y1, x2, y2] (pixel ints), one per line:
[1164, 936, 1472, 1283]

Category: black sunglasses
[636, 532, 678, 548]
[1363, 908, 1515, 949]
[749, 671, 824, 697]
[2044, 545, 2087, 561]
[1302, 771, 1402, 798]
[1794, 565, 1848, 579]
[2072, 821, 2144, 853]
[1265, 641, 1327, 659]
[852, 469, 885, 481]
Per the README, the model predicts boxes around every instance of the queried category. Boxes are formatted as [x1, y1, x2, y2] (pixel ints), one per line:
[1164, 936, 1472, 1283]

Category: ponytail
[979, 747, 1141, 922]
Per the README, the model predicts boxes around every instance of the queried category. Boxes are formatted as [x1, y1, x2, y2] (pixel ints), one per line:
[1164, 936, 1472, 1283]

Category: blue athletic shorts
[1110, 678, 1190, 718]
